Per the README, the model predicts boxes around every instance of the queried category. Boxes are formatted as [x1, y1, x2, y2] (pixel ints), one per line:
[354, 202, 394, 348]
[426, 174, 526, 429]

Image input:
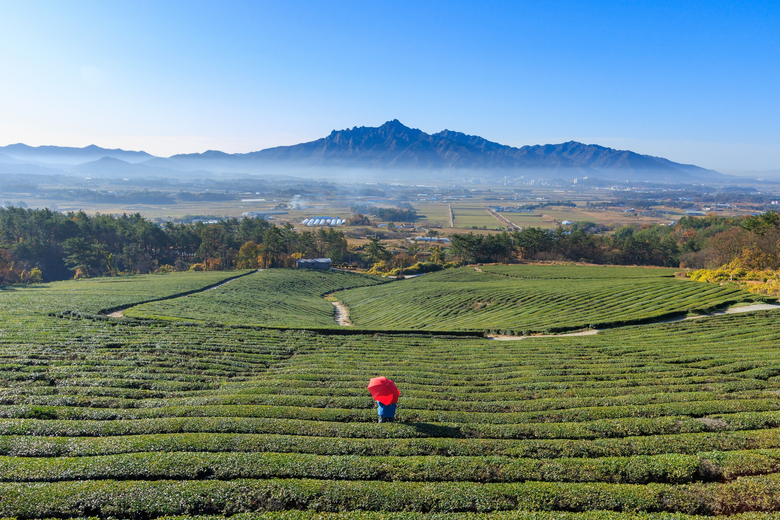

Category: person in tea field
[376, 399, 397, 423]
[367, 376, 399, 424]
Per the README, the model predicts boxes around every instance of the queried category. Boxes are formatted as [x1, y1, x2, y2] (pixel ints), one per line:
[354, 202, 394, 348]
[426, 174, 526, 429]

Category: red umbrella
[367, 376, 400, 405]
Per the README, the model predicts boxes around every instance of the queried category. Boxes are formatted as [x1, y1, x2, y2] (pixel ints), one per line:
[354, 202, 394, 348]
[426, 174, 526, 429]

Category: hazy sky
[1, 1, 778, 172]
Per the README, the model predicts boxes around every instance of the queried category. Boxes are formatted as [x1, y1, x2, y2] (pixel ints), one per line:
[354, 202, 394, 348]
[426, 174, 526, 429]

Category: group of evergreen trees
[1, 206, 777, 284]
[449, 212, 780, 269]
[0, 207, 348, 283]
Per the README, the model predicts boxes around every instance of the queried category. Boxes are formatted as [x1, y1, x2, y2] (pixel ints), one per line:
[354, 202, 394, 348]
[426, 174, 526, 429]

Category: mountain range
[0, 120, 723, 183]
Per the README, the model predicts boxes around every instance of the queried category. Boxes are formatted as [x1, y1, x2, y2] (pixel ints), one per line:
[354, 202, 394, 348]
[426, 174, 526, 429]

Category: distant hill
[0, 152, 26, 165]
[72, 156, 191, 178]
[1, 122, 725, 183]
[0, 144, 154, 165]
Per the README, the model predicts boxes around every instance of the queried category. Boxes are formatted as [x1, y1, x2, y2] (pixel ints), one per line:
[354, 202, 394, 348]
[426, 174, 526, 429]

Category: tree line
[1, 206, 777, 284]
[449, 212, 780, 270]
[0, 208, 349, 283]
[349, 204, 418, 222]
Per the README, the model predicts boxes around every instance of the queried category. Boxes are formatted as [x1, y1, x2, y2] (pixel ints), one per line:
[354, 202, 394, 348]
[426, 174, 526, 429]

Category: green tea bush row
[4, 476, 780, 517]
[12, 388, 766, 414]
[3, 429, 780, 459]
[248, 370, 774, 389]
[2, 397, 777, 424]
[0, 414, 740, 440]
[478, 265, 680, 280]
[219, 381, 756, 400]
[227, 377, 765, 398]
[0, 451, 710, 485]
[154, 512, 780, 520]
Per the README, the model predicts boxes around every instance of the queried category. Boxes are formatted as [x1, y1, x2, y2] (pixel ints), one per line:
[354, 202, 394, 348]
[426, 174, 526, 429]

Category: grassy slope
[338, 266, 759, 333]
[124, 268, 388, 328]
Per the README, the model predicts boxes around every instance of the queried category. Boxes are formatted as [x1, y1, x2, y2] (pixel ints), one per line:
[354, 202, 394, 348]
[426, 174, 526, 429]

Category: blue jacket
[377, 401, 397, 418]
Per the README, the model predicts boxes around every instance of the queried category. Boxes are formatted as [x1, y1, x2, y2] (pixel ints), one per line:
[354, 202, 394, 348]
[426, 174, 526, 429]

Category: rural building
[296, 258, 331, 270]
[409, 237, 451, 244]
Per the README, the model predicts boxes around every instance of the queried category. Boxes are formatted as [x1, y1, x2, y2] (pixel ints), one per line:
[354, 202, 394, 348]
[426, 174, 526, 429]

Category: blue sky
[0, 1, 778, 172]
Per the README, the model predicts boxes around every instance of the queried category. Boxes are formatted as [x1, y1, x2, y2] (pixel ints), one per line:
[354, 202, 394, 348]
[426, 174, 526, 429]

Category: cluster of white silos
[300, 218, 345, 227]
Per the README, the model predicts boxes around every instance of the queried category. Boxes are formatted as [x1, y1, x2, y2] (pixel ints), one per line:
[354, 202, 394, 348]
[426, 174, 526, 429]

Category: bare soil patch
[682, 303, 780, 321]
[695, 417, 729, 430]
[331, 300, 353, 327]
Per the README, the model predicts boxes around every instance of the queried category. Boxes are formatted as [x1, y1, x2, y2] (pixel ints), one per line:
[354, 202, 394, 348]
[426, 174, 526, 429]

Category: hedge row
[8, 389, 771, 415]
[227, 375, 770, 394]
[0, 451, 706, 485]
[154, 512, 780, 520]
[0, 415, 734, 440]
[5, 449, 780, 485]
[3, 397, 778, 424]
[6, 411, 780, 440]
[2, 475, 780, 517]
[3, 429, 780, 459]
[9, 376, 766, 402]
[200, 379, 774, 400]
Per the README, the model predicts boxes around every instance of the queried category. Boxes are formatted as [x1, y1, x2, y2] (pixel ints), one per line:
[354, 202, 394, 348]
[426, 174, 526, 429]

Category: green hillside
[124, 268, 387, 328]
[338, 266, 760, 333]
[0, 270, 251, 316]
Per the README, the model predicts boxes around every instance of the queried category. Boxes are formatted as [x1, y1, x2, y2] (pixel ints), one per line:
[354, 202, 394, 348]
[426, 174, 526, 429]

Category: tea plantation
[0, 270, 252, 316]
[337, 267, 764, 333]
[124, 269, 387, 328]
[1, 266, 779, 519]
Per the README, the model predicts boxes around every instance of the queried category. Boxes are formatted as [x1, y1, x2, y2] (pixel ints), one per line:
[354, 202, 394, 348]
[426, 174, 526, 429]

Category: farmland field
[493, 212, 552, 228]
[338, 266, 764, 334]
[415, 202, 452, 227]
[1, 265, 780, 519]
[451, 203, 504, 229]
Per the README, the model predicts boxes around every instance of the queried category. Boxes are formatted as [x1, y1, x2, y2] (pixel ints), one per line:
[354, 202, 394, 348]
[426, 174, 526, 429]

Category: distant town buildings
[241, 211, 288, 218]
[301, 217, 345, 226]
[409, 237, 451, 244]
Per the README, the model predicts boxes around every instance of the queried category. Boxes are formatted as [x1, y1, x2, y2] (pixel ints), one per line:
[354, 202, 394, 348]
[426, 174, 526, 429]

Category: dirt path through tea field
[488, 302, 780, 340]
[331, 300, 353, 326]
[687, 302, 780, 318]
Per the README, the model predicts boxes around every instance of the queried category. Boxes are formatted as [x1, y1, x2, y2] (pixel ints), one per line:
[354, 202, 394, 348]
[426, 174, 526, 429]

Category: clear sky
[0, 1, 778, 172]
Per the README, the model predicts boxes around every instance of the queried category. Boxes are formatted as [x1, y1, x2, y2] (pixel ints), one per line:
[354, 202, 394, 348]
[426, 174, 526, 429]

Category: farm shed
[296, 258, 332, 270]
